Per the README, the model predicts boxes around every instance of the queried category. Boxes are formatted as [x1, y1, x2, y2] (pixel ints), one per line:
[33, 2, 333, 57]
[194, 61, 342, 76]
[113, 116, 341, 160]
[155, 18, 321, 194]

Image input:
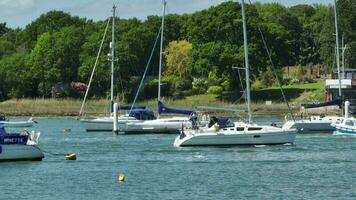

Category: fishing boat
[331, 101, 356, 135]
[0, 125, 44, 161]
[174, 0, 296, 147]
[282, 0, 344, 133]
[0, 115, 35, 127]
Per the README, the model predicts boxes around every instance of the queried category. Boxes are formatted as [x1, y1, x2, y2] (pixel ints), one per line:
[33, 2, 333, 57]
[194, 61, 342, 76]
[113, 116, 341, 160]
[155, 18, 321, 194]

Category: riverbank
[0, 95, 301, 116]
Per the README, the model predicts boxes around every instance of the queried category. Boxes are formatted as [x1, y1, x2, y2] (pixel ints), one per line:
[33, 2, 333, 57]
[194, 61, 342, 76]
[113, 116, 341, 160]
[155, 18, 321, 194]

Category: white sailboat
[331, 101, 356, 135]
[116, 0, 199, 134]
[79, 5, 139, 131]
[80, 3, 195, 133]
[282, 0, 344, 133]
[0, 126, 44, 161]
[174, 0, 296, 147]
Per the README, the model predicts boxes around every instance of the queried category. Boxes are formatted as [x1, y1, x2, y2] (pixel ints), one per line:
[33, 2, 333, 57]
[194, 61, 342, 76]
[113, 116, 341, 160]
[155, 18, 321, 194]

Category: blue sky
[0, 0, 334, 28]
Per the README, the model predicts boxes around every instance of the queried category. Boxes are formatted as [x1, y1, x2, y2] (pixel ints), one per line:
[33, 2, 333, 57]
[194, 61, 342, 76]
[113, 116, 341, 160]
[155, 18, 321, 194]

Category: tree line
[0, 1, 355, 102]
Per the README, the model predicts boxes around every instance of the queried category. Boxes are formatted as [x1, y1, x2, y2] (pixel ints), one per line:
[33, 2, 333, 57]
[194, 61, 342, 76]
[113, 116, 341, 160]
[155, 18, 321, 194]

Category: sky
[0, 0, 335, 28]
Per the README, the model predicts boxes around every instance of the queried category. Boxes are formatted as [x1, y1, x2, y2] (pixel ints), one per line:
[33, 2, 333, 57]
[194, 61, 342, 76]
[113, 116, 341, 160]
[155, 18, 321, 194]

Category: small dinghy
[0, 125, 44, 161]
[0, 115, 36, 128]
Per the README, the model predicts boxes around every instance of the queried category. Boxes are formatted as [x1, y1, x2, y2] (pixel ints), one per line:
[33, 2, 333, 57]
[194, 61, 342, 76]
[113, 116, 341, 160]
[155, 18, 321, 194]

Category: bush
[192, 77, 208, 94]
[207, 86, 223, 95]
[252, 79, 264, 90]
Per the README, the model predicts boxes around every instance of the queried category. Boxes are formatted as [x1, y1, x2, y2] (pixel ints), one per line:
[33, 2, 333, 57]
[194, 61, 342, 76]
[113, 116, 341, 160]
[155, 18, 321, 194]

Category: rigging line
[247, 0, 295, 121]
[79, 18, 111, 117]
[128, 27, 162, 114]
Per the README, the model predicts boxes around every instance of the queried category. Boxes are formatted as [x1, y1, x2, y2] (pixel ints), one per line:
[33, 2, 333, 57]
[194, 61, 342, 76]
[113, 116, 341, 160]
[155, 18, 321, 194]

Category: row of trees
[0, 1, 355, 101]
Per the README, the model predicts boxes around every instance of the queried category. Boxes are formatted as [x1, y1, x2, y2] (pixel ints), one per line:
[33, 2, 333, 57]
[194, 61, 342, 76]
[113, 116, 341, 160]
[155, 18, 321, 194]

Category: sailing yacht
[79, 5, 145, 131]
[80, 3, 195, 133]
[117, 0, 199, 134]
[174, 0, 296, 147]
[282, 0, 344, 133]
[331, 101, 356, 135]
[0, 125, 44, 161]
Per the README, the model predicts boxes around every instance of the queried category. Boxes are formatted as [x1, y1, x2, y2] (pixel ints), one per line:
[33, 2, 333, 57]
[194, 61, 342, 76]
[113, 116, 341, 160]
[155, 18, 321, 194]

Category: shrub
[252, 79, 264, 90]
[207, 86, 223, 95]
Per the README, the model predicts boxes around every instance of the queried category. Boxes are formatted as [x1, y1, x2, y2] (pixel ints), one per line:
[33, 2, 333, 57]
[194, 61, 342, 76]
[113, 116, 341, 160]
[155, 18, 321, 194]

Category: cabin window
[236, 127, 244, 131]
[248, 127, 262, 131]
[345, 120, 353, 126]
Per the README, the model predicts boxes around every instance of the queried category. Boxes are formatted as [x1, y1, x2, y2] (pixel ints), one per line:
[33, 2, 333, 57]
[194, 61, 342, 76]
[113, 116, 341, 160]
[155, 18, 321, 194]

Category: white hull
[80, 116, 191, 133]
[79, 116, 137, 132]
[119, 117, 190, 133]
[0, 145, 44, 161]
[283, 116, 343, 133]
[174, 123, 297, 147]
[0, 120, 34, 127]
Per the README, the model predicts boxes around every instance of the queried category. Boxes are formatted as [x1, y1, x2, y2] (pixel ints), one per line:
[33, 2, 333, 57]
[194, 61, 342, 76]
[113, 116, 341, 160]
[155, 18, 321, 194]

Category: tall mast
[157, 0, 166, 119]
[241, 0, 251, 123]
[334, 0, 341, 97]
[110, 5, 116, 112]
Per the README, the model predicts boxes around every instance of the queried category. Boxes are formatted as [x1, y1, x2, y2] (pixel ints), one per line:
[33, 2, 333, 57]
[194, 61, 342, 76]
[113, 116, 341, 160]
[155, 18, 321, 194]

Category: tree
[164, 40, 192, 78]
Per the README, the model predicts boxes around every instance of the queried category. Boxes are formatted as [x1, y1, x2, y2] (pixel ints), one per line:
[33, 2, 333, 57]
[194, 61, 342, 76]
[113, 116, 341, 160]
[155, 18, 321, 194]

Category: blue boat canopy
[129, 108, 156, 120]
[158, 101, 194, 115]
[0, 125, 6, 135]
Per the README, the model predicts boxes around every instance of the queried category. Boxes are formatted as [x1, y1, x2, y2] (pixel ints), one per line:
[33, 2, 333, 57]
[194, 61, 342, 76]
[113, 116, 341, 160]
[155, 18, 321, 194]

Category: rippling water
[1, 117, 355, 200]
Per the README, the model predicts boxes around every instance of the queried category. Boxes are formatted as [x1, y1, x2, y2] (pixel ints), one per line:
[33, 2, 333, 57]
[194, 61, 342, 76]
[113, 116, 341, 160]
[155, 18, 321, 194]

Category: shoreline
[0, 97, 300, 117]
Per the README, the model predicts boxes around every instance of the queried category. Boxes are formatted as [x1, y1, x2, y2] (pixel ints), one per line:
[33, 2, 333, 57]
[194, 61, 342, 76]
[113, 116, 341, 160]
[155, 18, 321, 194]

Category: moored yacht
[174, 0, 296, 147]
[331, 101, 356, 135]
[174, 121, 296, 147]
[0, 126, 44, 161]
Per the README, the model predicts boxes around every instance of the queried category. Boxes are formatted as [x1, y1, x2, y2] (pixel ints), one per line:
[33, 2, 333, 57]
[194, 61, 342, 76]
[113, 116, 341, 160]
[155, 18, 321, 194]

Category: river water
[0, 117, 355, 200]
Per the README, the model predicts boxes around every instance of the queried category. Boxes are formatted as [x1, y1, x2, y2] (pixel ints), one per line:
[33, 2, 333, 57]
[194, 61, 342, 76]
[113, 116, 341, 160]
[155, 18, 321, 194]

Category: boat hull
[0, 145, 44, 161]
[0, 120, 34, 128]
[174, 129, 297, 147]
[283, 116, 343, 133]
[80, 117, 190, 134]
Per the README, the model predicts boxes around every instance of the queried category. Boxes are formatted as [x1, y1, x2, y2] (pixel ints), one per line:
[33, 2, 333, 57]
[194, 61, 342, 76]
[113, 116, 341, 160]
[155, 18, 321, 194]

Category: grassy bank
[0, 95, 300, 117]
[0, 81, 326, 117]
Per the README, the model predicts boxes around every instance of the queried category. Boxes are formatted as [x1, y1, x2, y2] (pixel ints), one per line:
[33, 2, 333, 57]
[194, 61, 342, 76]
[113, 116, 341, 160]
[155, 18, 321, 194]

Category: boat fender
[118, 174, 125, 182]
[0, 145, 2, 154]
[65, 153, 77, 160]
[284, 115, 288, 122]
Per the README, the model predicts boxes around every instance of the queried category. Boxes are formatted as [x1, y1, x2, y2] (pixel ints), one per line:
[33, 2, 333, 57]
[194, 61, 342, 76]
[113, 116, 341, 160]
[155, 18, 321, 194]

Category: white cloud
[0, 0, 35, 16]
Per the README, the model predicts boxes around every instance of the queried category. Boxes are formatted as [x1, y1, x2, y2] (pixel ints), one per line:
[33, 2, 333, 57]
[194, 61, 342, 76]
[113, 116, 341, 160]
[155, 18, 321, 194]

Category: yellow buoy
[65, 153, 77, 160]
[118, 174, 125, 182]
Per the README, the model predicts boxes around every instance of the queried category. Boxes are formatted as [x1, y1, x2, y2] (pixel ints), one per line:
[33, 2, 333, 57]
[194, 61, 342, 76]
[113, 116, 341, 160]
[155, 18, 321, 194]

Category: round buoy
[118, 174, 125, 182]
[65, 153, 76, 160]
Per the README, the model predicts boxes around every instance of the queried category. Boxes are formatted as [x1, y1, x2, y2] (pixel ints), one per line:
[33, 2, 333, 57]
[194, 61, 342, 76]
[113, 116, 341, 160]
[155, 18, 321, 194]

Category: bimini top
[129, 108, 156, 120]
[158, 101, 193, 115]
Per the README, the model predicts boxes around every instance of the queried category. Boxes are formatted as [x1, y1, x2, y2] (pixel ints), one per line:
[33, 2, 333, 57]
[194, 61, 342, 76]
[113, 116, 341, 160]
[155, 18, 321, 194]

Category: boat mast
[157, 0, 166, 119]
[334, 0, 341, 97]
[110, 5, 116, 113]
[241, 0, 252, 123]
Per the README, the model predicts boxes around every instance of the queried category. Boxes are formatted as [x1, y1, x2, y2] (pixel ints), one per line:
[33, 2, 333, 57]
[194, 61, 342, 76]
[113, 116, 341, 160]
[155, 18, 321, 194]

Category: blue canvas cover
[158, 101, 193, 115]
[0, 125, 6, 135]
[129, 108, 156, 120]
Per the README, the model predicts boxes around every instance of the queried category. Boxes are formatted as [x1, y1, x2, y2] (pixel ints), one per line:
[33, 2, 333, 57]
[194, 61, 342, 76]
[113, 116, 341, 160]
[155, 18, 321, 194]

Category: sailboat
[174, 0, 296, 147]
[79, 5, 143, 131]
[282, 0, 344, 133]
[116, 0, 199, 134]
[331, 101, 356, 135]
[0, 125, 44, 161]
[80, 3, 196, 133]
